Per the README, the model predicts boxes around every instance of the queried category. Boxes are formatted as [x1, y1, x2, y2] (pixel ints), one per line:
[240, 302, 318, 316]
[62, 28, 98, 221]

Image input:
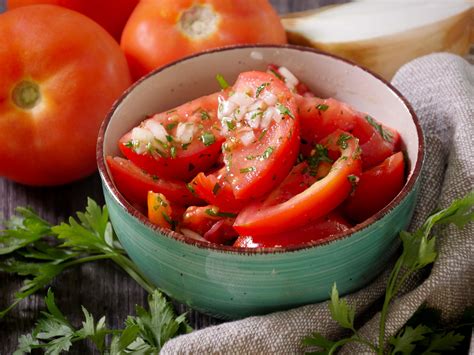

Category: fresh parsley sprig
[303, 191, 474, 354]
[0, 198, 155, 318]
[15, 288, 190, 354]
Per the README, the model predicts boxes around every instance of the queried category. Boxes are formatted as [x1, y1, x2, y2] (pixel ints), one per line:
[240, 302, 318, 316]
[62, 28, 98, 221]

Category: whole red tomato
[0, 5, 132, 186]
[6, 0, 138, 41]
[121, 0, 287, 79]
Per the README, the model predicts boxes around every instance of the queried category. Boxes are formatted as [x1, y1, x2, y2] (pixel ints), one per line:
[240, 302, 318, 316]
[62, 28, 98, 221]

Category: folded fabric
[161, 53, 474, 354]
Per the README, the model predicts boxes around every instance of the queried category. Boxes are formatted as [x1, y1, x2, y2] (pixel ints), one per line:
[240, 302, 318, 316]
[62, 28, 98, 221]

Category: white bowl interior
[104, 46, 420, 179]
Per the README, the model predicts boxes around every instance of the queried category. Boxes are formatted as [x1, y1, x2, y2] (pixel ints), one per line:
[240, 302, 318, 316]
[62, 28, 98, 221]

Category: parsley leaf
[255, 82, 269, 97]
[216, 74, 229, 90]
[365, 115, 393, 142]
[328, 283, 355, 331]
[389, 325, 432, 355]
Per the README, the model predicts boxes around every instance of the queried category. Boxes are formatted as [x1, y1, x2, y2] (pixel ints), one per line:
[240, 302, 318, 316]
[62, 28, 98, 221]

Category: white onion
[245, 110, 261, 129]
[229, 92, 254, 106]
[233, 106, 247, 120]
[261, 91, 278, 106]
[175, 122, 195, 143]
[239, 128, 256, 146]
[278, 66, 299, 87]
[131, 127, 154, 143]
[261, 107, 281, 128]
[144, 120, 167, 142]
[181, 228, 208, 242]
[247, 99, 266, 112]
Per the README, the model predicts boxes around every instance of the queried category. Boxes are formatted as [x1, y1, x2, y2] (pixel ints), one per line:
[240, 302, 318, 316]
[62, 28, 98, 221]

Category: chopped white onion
[247, 99, 266, 112]
[261, 91, 278, 106]
[244, 110, 261, 129]
[278, 66, 299, 87]
[131, 127, 154, 143]
[175, 122, 195, 143]
[219, 98, 237, 118]
[233, 106, 247, 120]
[229, 92, 254, 106]
[238, 128, 256, 146]
[261, 107, 280, 128]
[181, 228, 208, 242]
[144, 120, 167, 142]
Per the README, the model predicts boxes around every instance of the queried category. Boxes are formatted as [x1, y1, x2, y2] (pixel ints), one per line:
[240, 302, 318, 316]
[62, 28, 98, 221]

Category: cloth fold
[161, 53, 474, 354]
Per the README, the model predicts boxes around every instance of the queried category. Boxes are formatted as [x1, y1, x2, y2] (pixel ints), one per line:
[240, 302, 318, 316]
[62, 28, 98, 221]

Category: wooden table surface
[0, 1, 350, 353]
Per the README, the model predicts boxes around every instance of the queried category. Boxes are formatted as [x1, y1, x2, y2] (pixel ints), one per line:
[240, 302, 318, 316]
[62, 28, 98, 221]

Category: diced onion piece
[229, 92, 254, 106]
[261, 107, 280, 128]
[131, 127, 154, 143]
[181, 228, 208, 242]
[245, 110, 261, 129]
[239, 128, 256, 146]
[261, 91, 278, 106]
[233, 106, 247, 120]
[175, 122, 195, 143]
[144, 120, 167, 142]
[218, 97, 237, 118]
[248, 99, 266, 112]
[278, 66, 299, 87]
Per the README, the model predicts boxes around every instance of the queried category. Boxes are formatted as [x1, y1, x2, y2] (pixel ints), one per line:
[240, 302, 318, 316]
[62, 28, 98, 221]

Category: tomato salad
[107, 66, 405, 248]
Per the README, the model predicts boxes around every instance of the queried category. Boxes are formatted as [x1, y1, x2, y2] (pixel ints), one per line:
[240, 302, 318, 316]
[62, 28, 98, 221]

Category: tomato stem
[12, 80, 41, 109]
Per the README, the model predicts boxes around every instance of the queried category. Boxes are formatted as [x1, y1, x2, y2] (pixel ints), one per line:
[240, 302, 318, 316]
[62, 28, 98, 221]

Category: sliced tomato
[234, 130, 362, 236]
[147, 191, 174, 229]
[119, 91, 225, 181]
[219, 71, 299, 199]
[181, 205, 237, 244]
[344, 151, 405, 223]
[106, 156, 202, 208]
[190, 167, 249, 213]
[233, 212, 351, 248]
[297, 95, 401, 168]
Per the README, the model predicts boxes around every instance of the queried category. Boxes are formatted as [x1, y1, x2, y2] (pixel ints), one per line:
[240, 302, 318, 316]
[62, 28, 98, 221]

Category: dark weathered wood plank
[0, 1, 348, 353]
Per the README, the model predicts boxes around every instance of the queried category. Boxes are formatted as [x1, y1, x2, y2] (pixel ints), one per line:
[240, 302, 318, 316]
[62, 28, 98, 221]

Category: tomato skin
[0, 5, 131, 186]
[147, 191, 173, 228]
[106, 156, 202, 209]
[233, 212, 351, 248]
[190, 168, 249, 213]
[297, 95, 401, 168]
[7, 0, 138, 41]
[234, 130, 362, 236]
[203, 219, 238, 245]
[223, 71, 300, 199]
[122, 0, 286, 79]
[344, 151, 405, 223]
[119, 92, 224, 181]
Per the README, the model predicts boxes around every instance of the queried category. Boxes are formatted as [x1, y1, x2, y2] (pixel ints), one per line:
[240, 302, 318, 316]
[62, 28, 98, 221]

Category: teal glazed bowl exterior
[97, 45, 424, 319]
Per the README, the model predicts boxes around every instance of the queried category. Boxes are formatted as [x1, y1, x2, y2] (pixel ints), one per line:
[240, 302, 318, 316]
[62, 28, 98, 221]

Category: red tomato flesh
[119, 92, 225, 181]
[233, 212, 351, 248]
[220, 71, 300, 199]
[106, 156, 201, 208]
[344, 151, 405, 223]
[297, 95, 401, 168]
[234, 130, 362, 236]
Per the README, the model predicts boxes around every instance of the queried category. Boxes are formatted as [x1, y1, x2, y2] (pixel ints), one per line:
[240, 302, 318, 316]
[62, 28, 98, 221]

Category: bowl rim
[97, 43, 424, 255]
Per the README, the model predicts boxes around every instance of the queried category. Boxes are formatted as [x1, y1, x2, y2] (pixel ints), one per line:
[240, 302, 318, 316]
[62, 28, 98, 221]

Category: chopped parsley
[255, 82, 270, 97]
[262, 146, 274, 159]
[251, 111, 263, 120]
[186, 183, 196, 194]
[240, 166, 256, 174]
[200, 110, 210, 120]
[277, 103, 295, 119]
[258, 129, 267, 141]
[212, 183, 221, 195]
[166, 135, 174, 143]
[161, 211, 176, 230]
[124, 140, 135, 148]
[307, 144, 333, 176]
[365, 115, 393, 142]
[269, 68, 283, 81]
[166, 109, 177, 114]
[151, 175, 159, 181]
[316, 104, 329, 111]
[201, 132, 216, 146]
[216, 74, 230, 89]
[225, 120, 236, 131]
[337, 133, 352, 149]
[166, 122, 177, 131]
[181, 142, 191, 150]
[246, 155, 256, 161]
[155, 194, 168, 207]
[205, 208, 237, 218]
[347, 174, 359, 193]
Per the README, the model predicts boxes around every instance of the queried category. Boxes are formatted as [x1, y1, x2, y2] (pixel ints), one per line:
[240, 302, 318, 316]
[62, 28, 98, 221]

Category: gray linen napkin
[161, 53, 474, 354]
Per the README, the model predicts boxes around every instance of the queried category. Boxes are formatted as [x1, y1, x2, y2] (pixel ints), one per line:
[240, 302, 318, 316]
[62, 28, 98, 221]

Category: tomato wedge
[147, 191, 174, 229]
[234, 130, 362, 235]
[297, 95, 401, 168]
[218, 71, 299, 199]
[344, 151, 405, 222]
[119, 92, 225, 181]
[233, 212, 351, 248]
[106, 156, 201, 208]
[190, 167, 249, 213]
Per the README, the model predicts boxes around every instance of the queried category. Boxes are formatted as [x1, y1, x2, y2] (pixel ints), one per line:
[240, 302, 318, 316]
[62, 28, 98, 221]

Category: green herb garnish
[262, 146, 274, 160]
[212, 183, 221, 195]
[200, 110, 210, 120]
[204, 208, 237, 218]
[337, 133, 352, 149]
[258, 129, 267, 142]
[316, 104, 329, 111]
[255, 82, 270, 98]
[365, 115, 393, 142]
[240, 167, 256, 174]
[225, 120, 236, 131]
[277, 103, 295, 119]
[200, 132, 216, 146]
[170, 146, 177, 159]
[186, 183, 196, 194]
[181, 142, 191, 150]
[216, 74, 230, 90]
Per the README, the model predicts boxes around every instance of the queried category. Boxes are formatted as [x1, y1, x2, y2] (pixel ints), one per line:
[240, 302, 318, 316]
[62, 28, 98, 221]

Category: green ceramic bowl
[97, 45, 424, 319]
